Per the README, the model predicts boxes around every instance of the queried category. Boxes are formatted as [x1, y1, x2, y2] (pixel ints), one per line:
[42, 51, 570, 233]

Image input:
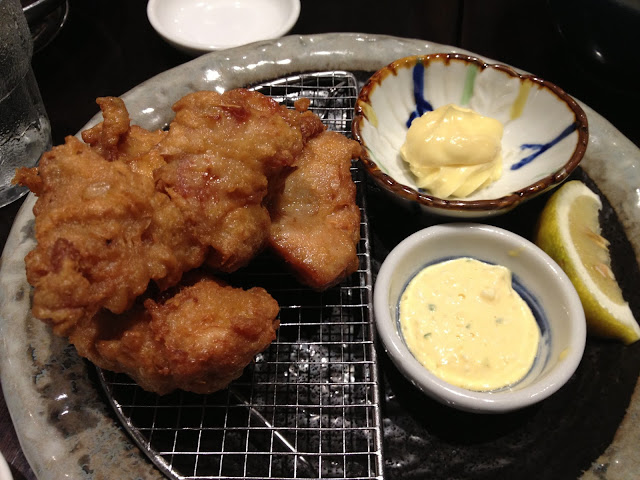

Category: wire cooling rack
[98, 71, 384, 480]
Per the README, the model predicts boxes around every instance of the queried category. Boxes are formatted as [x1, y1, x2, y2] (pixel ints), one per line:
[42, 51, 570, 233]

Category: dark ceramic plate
[367, 165, 640, 479]
[1, 34, 639, 479]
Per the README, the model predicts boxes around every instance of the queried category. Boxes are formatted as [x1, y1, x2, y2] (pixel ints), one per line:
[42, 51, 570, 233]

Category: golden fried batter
[155, 89, 325, 272]
[69, 277, 280, 395]
[82, 96, 207, 290]
[81, 96, 168, 178]
[14, 89, 363, 395]
[268, 131, 363, 290]
[14, 137, 180, 335]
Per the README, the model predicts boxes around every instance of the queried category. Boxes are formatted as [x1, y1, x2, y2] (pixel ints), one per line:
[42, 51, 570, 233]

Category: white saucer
[0, 452, 13, 480]
[147, 0, 301, 56]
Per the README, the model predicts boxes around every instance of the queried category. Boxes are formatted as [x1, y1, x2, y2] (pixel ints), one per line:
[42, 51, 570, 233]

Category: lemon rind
[554, 182, 640, 337]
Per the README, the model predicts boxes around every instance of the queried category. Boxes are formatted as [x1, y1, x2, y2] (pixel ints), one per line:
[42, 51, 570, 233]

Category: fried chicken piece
[80, 96, 131, 160]
[155, 152, 272, 273]
[68, 277, 280, 395]
[14, 136, 185, 335]
[15, 91, 372, 396]
[81, 96, 208, 289]
[13, 91, 327, 334]
[81, 96, 168, 178]
[155, 89, 325, 273]
[159, 90, 325, 174]
[267, 131, 363, 290]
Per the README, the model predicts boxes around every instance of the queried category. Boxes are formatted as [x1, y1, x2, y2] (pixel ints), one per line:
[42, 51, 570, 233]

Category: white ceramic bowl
[147, 0, 301, 56]
[0, 452, 13, 480]
[353, 53, 589, 218]
[373, 223, 586, 413]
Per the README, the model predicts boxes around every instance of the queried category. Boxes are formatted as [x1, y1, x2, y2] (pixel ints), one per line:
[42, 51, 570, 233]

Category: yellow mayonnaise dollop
[399, 257, 540, 391]
[400, 104, 504, 198]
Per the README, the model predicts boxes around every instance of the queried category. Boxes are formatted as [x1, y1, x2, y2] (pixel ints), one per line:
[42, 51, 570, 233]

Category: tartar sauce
[400, 104, 503, 198]
[399, 257, 540, 391]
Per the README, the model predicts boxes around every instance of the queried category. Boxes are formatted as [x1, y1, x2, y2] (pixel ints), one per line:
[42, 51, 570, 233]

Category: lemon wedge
[534, 180, 640, 344]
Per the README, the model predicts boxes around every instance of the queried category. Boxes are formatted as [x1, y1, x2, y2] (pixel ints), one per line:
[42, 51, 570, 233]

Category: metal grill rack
[98, 71, 384, 480]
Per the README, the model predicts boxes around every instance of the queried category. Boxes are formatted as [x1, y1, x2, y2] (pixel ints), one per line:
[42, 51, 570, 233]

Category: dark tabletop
[2, 1, 639, 479]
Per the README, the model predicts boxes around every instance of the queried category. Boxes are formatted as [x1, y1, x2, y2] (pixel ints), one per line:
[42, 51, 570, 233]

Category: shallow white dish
[147, 0, 301, 55]
[0, 452, 13, 480]
[353, 53, 589, 218]
[373, 223, 586, 413]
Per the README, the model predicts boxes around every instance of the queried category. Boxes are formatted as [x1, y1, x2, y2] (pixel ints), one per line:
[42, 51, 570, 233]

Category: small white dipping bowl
[374, 223, 586, 413]
[0, 452, 13, 480]
[147, 0, 301, 56]
[353, 54, 589, 218]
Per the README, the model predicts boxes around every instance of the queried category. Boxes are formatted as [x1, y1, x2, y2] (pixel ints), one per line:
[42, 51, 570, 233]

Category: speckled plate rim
[352, 53, 590, 214]
[1, 33, 639, 480]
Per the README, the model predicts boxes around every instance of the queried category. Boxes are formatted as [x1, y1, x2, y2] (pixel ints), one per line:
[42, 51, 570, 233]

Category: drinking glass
[0, 0, 52, 208]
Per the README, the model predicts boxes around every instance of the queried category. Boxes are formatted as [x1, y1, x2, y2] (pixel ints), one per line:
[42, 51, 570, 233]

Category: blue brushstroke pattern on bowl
[353, 53, 589, 217]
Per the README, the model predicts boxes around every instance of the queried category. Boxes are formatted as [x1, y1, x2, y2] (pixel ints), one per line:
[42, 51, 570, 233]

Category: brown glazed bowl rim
[352, 53, 589, 214]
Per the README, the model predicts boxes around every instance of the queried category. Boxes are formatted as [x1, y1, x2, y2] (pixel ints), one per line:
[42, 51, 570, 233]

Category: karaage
[82, 96, 209, 290]
[14, 137, 182, 335]
[69, 277, 280, 395]
[15, 89, 363, 395]
[267, 130, 363, 290]
[155, 89, 325, 272]
[81, 96, 168, 178]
